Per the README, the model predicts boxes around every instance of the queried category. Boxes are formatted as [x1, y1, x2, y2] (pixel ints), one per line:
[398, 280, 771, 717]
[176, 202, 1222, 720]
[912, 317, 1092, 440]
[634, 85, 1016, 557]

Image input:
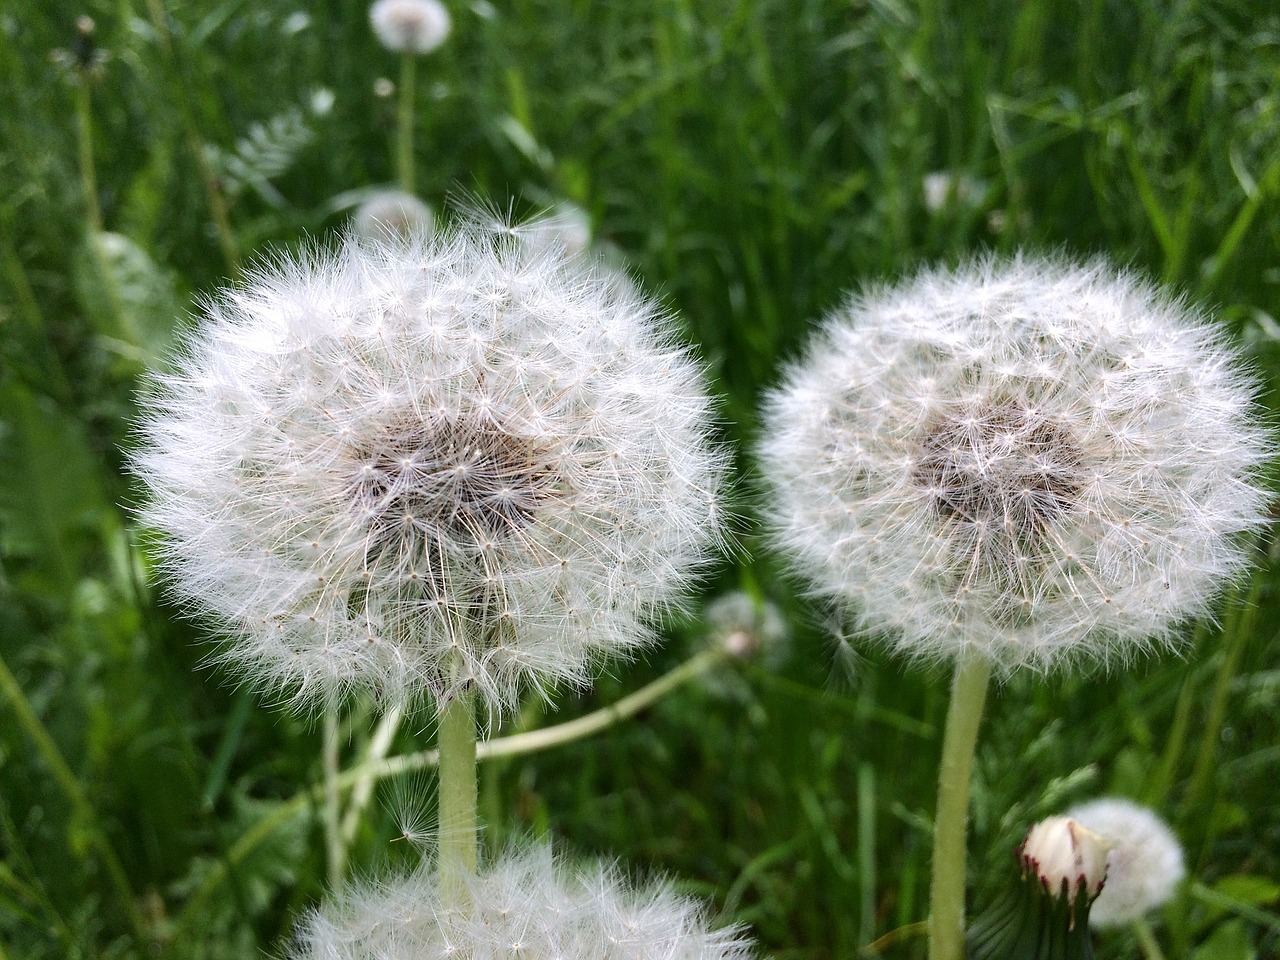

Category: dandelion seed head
[759, 255, 1270, 672]
[351, 189, 435, 242]
[370, 0, 451, 54]
[132, 219, 727, 714]
[291, 845, 755, 960]
[1067, 797, 1185, 927]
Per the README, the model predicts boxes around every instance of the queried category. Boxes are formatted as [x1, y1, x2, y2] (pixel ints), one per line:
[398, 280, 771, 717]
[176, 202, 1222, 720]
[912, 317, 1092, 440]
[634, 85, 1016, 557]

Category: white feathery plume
[132, 216, 728, 714]
[351, 189, 435, 242]
[291, 844, 755, 960]
[369, 0, 451, 54]
[1067, 797, 1186, 928]
[759, 255, 1270, 672]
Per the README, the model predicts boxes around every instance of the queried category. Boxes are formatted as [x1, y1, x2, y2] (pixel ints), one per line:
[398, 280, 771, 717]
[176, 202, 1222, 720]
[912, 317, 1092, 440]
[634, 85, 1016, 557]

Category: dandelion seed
[291, 845, 755, 960]
[132, 216, 727, 714]
[759, 255, 1270, 672]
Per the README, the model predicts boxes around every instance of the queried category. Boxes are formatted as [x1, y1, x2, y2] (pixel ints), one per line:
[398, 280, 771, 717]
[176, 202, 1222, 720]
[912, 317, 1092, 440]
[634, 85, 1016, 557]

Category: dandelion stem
[175, 650, 724, 931]
[1186, 572, 1262, 818]
[437, 687, 477, 906]
[1133, 916, 1168, 960]
[323, 707, 344, 890]
[73, 81, 102, 234]
[928, 651, 992, 960]
[396, 53, 417, 193]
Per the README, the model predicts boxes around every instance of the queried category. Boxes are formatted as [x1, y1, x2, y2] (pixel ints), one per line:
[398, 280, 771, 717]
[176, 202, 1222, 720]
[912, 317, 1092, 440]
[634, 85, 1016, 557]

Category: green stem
[397, 53, 417, 193]
[1132, 917, 1168, 960]
[0, 650, 149, 945]
[323, 707, 344, 890]
[142, 0, 241, 274]
[175, 649, 725, 930]
[437, 688, 477, 906]
[1186, 576, 1262, 815]
[928, 652, 993, 960]
[1143, 628, 1205, 809]
[73, 80, 103, 234]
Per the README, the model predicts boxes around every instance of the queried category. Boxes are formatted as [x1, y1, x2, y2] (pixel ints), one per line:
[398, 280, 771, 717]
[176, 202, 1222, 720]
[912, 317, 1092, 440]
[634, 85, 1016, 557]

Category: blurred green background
[2, 0, 1279, 957]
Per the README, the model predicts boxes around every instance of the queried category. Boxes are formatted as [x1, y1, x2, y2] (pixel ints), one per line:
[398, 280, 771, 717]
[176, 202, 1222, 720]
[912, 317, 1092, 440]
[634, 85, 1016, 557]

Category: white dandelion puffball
[132, 222, 727, 713]
[759, 255, 1269, 671]
[292, 845, 755, 960]
[1067, 798, 1185, 927]
[370, 0, 451, 54]
[351, 189, 435, 242]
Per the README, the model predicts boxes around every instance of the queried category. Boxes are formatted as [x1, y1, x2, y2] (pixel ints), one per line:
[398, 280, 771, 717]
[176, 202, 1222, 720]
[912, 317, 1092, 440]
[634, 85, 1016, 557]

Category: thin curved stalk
[175, 647, 726, 930]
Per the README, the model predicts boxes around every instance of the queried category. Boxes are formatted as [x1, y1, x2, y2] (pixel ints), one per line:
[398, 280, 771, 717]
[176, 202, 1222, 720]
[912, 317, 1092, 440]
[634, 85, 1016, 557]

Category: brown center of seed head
[914, 401, 1083, 579]
[351, 412, 556, 565]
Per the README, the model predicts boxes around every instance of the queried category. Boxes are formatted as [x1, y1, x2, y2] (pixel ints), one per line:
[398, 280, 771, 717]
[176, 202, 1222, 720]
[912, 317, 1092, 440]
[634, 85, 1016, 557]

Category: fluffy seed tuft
[369, 0, 451, 54]
[291, 845, 755, 960]
[1066, 797, 1186, 928]
[132, 218, 727, 714]
[758, 255, 1270, 672]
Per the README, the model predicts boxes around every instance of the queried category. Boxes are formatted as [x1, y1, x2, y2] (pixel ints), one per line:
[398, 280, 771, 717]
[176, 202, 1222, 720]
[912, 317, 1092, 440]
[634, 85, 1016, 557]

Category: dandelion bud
[968, 818, 1109, 960]
[291, 845, 755, 960]
[759, 256, 1270, 672]
[1021, 816, 1110, 900]
[1067, 797, 1185, 928]
[369, 0, 451, 54]
[132, 218, 728, 714]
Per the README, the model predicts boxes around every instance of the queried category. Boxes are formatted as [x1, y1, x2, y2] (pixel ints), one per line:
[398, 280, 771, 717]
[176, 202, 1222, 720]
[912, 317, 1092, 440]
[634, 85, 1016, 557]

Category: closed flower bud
[968, 817, 1109, 960]
[1021, 816, 1110, 901]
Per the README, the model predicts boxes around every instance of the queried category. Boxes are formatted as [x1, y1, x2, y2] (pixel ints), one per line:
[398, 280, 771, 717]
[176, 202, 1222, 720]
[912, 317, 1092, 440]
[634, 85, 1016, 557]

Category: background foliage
[2, 0, 1279, 957]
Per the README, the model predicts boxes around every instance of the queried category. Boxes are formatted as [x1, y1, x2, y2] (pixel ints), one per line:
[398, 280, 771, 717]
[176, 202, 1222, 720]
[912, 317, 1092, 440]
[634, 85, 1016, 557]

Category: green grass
[2, 0, 1280, 957]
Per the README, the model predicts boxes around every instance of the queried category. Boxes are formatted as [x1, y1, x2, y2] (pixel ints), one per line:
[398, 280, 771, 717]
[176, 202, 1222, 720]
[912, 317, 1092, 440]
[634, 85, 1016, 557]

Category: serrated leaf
[74, 231, 183, 368]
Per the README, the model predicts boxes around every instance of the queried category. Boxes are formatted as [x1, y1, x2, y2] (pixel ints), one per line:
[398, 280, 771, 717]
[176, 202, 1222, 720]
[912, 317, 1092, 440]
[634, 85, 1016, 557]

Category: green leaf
[74, 231, 184, 369]
[1213, 875, 1280, 909]
[1191, 919, 1257, 960]
[0, 383, 110, 592]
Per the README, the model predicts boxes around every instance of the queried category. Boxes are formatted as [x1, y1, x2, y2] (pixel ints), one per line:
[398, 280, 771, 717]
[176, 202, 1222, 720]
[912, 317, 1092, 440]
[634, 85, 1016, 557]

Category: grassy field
[2, 0, 1279, 957]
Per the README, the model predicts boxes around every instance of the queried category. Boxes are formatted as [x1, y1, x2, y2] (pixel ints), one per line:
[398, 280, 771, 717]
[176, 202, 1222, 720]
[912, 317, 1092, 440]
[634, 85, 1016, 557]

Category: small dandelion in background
[1067, 797, 1185, 928]
[132, 215, 728, 715]
[291, 844, 755, 960]
[350, 188, 435, 241]
[369, 0, 451, 54]
[759, 254, 1270, 673]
